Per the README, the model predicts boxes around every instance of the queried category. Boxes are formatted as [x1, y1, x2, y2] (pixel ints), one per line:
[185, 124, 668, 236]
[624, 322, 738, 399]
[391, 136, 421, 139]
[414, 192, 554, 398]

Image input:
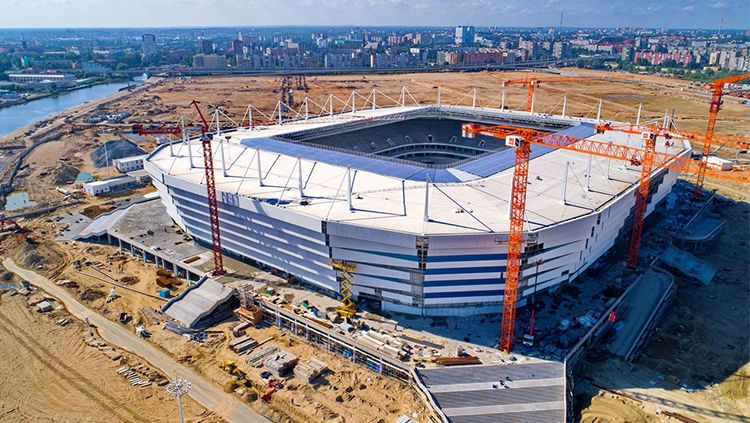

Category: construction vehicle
[218, 360, 247, 379]
[331, 260, 357, 319]
[262, 379, 283, 402]
[461, 122, 750, 352]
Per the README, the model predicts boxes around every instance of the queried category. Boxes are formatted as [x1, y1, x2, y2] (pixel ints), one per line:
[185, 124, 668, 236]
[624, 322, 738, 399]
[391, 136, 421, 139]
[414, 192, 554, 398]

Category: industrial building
[113, 154, 147, 173]
[144, 103, 688, 317]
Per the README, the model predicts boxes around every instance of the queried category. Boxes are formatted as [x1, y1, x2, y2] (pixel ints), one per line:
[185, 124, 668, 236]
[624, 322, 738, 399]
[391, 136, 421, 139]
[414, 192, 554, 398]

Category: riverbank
[0, 77, 155, 143]
[0, 77, 160, 200]
[0, 77, 145, 110]
[0, 76, 139, 111]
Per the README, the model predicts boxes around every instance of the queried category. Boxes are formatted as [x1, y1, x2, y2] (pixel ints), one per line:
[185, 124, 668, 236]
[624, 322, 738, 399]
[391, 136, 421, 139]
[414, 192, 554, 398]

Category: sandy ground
[0, 234, 432, 423]
[0, 287, 221, 423]
[577, 186, 750, 422]
[0, 69, 748, 423]
[126, 69, 749, 133]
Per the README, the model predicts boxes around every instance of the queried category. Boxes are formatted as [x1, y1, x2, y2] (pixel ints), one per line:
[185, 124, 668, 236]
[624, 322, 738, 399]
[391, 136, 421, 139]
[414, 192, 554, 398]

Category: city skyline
[0, 0, 748, 30]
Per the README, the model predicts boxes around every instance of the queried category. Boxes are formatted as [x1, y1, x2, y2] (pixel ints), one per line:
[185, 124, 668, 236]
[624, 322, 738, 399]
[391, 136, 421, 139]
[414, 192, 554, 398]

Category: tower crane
[461, 123, 750, 352]
[693, 72, 750, 199]
[132, 104, 225, 276]
[191, 101, 225, 276]
[501, 76, 589, 112]
[595, 122, 750, 150]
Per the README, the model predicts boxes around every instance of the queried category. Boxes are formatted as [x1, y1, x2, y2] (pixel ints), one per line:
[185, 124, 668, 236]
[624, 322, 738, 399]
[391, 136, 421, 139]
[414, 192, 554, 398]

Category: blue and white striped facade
[145, 105, 688, 317]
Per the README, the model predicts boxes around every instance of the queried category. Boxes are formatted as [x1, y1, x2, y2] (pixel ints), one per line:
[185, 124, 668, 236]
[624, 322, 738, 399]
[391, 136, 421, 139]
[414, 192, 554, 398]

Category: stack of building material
[434, 356, 481, 366]
[358, 330, 404, 359]
[293, 358, 327, 383]
[229, 335, 258, 354]
[245, 345, 278, 367]
[235, 304, 263, 325]
[264, 350, 299, 377]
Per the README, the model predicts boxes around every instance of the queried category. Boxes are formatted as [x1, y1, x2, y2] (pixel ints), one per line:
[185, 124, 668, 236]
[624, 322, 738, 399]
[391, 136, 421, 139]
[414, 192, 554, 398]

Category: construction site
[0, 69, 748, 423]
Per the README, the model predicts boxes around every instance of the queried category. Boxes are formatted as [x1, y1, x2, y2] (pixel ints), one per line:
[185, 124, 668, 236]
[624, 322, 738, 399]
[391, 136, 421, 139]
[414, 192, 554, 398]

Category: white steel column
[596, 99, 602, 122]
[247, 104, 253, 130]
[329, 94, 334, 117]
[562, 162, 569, 204]
[662, 108, 669, 128]
[277, 101, 283, 125]
[472, 88, 477, 109]
[530, 92, 536, 114]
[256, 148, 263, 187]
[372, 89, 376, 110]
[297, 156, 304, 197]
[304, 98, 309, 120]
[500, 90, 506, 110]
[220, 138, 227, 177]
[562, 95, 567, 117]
[636, 103, 642, 125]
[423, 178, 430, 222]
[347, 167, 353, 211]
[351, 92, 356, 114]
[586, 155, 592, 191]
[437, 87, 441, 106]
[402, 179, 407, 215]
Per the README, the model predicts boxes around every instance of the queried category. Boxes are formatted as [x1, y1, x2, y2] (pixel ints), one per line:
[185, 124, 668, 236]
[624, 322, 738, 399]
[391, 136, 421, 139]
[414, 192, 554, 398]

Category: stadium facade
[145, 104, 689, 317]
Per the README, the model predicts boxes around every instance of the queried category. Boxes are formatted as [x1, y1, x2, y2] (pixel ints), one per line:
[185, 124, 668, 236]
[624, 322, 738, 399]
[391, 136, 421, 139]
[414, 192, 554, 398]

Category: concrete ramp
[659, 245, 717, 285]
[417, 361, 565, 423]
[680, 213, 726, 243]
[608, 267, 675, 361]
[162, 278, 236, 329]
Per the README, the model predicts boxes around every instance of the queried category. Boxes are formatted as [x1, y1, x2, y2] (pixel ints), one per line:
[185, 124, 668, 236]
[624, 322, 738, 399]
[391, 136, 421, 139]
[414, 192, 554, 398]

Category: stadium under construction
[143, 95, 689, 317]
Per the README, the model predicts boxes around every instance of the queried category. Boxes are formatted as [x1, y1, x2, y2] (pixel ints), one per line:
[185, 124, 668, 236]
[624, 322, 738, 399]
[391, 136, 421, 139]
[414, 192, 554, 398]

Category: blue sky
[0, 0, 747, 29]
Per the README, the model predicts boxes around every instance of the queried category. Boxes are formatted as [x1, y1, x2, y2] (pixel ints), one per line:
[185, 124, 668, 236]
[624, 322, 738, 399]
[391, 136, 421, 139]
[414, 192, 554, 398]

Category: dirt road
[3, 258, 269, 423]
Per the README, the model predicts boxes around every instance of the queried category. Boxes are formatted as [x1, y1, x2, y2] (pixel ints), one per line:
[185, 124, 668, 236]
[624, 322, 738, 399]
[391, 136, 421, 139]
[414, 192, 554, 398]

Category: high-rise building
[232, 39, 243, 55]
[201, 39, 215, 54]
[455, 26, 475, 46]
[141, 34, 157, 57]
[621, 46, 634, 62]
[553, 41, 567, 59]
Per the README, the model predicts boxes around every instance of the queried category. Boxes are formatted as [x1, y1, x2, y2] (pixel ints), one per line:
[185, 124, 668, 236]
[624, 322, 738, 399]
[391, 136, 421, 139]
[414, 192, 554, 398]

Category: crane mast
[191, 101, 225, 276]
[693, 73, 750, 200]
[462, 122, 750, 351]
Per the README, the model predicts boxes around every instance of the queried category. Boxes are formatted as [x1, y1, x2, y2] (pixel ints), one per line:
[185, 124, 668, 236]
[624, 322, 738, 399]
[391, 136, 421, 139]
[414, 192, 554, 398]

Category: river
[0, 75, 146, 139]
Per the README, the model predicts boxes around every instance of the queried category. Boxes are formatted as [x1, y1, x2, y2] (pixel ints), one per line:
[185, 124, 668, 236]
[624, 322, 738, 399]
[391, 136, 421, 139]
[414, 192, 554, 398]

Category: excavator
[218, 360, 247, 379]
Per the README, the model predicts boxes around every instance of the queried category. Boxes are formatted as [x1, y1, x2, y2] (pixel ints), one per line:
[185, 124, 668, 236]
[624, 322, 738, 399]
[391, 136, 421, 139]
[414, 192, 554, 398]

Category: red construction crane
[693, 72, 750, 199]
[461, 123, 750, 352]
[595, 122, 750, 150]
[191, 101, 225, 276]
[502, 76, 589, 112]
[131, 123, 183, 136]
[132, 106, 225, 276]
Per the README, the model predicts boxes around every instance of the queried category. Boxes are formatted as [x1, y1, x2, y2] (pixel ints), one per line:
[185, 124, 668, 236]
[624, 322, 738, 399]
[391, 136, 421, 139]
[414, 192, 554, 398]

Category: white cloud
[709, 1, 728, 8]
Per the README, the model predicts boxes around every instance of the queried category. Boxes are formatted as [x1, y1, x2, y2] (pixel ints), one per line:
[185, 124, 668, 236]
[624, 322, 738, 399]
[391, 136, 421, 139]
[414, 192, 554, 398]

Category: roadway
[3, 258, 269, 423]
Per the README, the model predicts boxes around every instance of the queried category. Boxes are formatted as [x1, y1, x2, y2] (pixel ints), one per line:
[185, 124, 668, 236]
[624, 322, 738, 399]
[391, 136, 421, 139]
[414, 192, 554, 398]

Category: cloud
[682, 5, 694, 11]
[709, 1, 728, 8]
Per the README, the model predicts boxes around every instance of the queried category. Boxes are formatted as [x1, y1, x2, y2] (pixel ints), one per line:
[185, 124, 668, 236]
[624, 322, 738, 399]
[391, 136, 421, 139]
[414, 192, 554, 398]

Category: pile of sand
[53, 164, 80, 185]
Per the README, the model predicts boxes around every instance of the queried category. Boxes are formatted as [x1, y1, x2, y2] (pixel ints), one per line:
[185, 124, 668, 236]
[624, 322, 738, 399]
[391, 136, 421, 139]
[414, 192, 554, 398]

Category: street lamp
[165, 377, 191, 423]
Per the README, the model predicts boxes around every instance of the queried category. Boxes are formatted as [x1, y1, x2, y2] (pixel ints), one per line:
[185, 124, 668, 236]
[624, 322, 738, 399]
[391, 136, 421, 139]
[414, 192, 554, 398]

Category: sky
[0, 0, 748, 29]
